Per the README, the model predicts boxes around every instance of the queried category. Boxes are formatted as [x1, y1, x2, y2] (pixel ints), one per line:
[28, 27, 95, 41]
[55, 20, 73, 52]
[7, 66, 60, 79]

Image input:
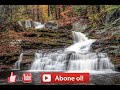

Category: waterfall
[68, 53, 114, 71]
[17, 21, 23, 27]
[14, 53, 23, 69]
[30, 52, 67, 70]
[25, 20, 31, 28]
[30, 31, 114, 71]
[34, 22, 45, 29]
[18, 20, 45, 29]
[72, 31, 88, 43]
[65, 31, 96, 53]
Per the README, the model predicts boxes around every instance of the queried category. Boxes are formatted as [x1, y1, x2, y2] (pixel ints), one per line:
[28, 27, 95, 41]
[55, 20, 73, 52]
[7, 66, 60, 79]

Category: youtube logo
[40, 72, 90, 84]
[22, 72, 32, 83]
[42, 74, 51, 82]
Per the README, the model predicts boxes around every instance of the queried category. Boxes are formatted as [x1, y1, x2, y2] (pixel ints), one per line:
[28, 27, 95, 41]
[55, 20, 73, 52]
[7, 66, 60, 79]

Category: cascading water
[34, 22, 45, 29]
[18, 20, 45, 29]
[68, 53, 114, 71]
[30, 52, 67, 70]
[65, 31, 96, 53]
[72, 31, 88, 43]
[25, 20, 32, 28]
[17, 21, 23, 27]
[30, 31, 114, 71]
[14, 53, 23, 69]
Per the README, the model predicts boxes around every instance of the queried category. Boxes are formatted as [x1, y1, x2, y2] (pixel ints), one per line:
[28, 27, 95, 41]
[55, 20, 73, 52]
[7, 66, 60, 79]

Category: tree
[37, 5, 40, 21]
[48, 5, 51, 17]
[32, 5, 35, 21]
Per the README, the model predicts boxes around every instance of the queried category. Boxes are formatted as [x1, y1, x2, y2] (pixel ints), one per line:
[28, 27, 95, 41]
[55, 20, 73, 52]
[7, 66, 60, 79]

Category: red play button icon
[45, 76, 48, 80]
[42, 74, 51, 82]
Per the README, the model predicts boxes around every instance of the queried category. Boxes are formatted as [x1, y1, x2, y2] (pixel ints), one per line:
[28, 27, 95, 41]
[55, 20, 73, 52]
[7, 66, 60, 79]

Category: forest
[0, 5, 119, 27]
[0, 5, 120, 71]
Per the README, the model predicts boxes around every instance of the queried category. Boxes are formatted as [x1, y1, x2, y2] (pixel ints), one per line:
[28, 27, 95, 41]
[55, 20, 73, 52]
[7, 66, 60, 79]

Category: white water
[14, 53, 23, 69]
[17, 21, 23, 27]
[34, 22, 45, 29]
[65, 31, 96, 53]
[25, 20, 32, 28]
[18, 20, 45, 29]
[30, 31, 115, 71]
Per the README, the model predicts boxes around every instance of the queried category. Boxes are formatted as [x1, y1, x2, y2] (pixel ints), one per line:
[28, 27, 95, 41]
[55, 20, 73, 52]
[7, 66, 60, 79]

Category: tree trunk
[25, 5, 28, 15]
[63, 5, 66, 11]
[55, 5, 58, 20]
[96, 5, 101, 13]
[32, 5, 35, 21]
[10, 5, 13, 22]
[58, 7, 61, 19]
[92, 6, 95, 14]
[39, 6, 44, 23]
[37, 5, 40, 21]
[48, 5, 51, 17]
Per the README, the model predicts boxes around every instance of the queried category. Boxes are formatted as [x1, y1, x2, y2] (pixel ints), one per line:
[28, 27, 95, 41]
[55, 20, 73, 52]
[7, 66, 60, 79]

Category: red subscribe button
[40, 72, 90, 84]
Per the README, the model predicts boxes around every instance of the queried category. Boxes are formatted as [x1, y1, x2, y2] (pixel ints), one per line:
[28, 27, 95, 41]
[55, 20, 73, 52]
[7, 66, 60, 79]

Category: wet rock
[89, 18, 120, 68]
[23, 33, 37, 37]
[0, 65, 9, 70]
[104, 8, 120, 25]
